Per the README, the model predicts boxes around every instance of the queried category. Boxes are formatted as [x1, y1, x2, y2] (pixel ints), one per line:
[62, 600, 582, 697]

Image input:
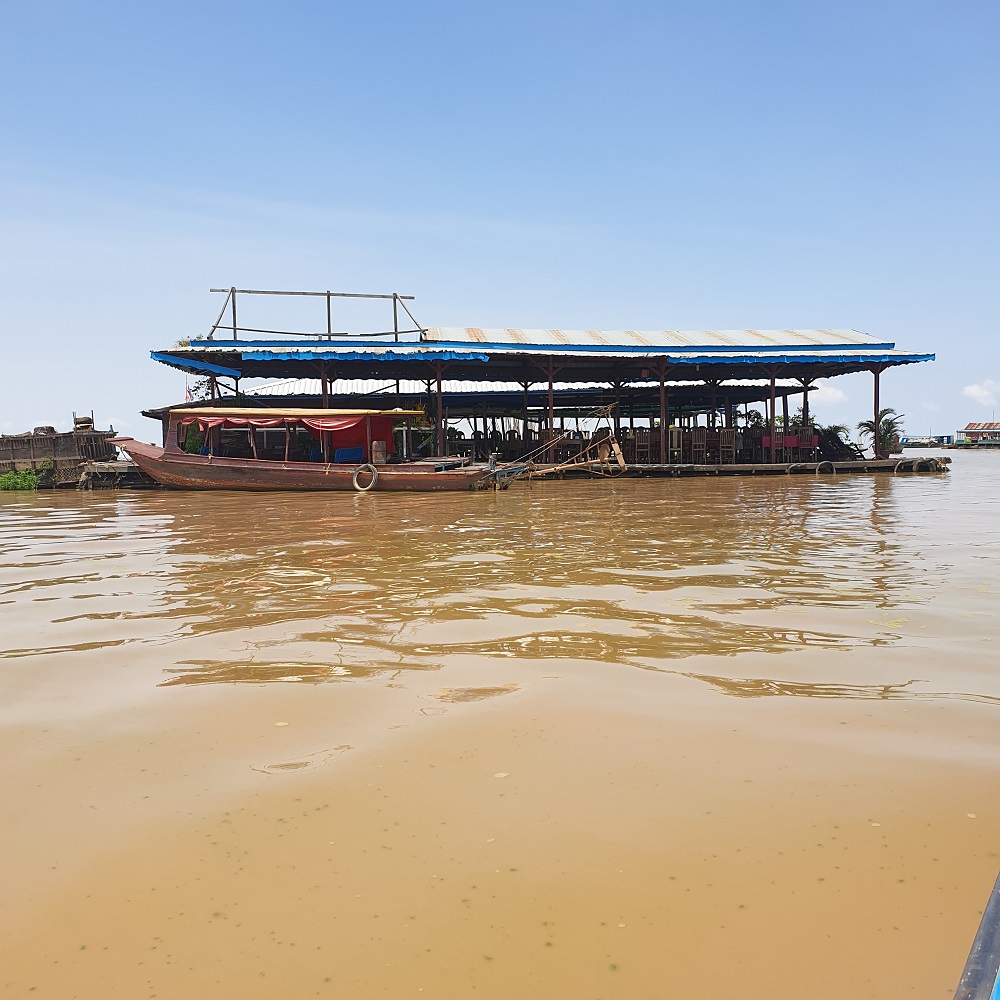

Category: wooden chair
[798, 428, 819, 461]
[634, 428, 651, 464]
[705, 429, 720, 464]
[691, 427, 707, 464]
[718, 428, 737, 464]
[668, 427, 683, 463]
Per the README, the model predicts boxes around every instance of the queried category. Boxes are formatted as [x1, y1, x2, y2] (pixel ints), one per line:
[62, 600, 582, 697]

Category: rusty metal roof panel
[423, 327, 886, 349]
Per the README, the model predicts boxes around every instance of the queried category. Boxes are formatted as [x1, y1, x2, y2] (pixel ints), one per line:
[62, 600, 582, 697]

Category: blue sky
[1, 0, 996, 438]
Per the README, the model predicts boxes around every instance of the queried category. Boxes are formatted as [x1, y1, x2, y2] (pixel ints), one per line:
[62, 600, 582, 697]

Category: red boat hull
[113, 439, 490, 492]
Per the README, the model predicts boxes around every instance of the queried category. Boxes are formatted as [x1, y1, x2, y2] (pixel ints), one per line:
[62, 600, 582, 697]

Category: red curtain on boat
[299, 416, 397, 455]
[298, 416, 367, 433]
[177, 414, 396, 458]
[180, 415, 367, 432]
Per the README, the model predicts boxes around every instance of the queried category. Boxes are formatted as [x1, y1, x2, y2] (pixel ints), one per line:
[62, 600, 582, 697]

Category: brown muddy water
[1, 451, 998, 998]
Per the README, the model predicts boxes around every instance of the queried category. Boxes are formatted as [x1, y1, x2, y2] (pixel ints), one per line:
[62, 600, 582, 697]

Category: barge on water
[133, 286, 944, 483]
[0, 414, 117, 486]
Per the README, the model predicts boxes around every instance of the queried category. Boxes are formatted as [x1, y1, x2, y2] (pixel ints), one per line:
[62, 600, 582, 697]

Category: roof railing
[206, 288, 424, 343]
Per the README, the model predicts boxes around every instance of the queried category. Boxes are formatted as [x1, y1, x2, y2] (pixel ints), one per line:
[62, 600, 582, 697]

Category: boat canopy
[179, 413, 369, 433]
[172, 406, 423, 433]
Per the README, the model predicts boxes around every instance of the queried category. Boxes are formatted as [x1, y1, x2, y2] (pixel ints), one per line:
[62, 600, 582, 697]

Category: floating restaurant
[140, 288, 940, 480]
[956, 423, 1000, 448]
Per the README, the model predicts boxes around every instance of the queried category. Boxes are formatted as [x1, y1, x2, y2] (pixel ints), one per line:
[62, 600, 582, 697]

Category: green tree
[822, 423, 850, 441]
[857, 409, 905, 458]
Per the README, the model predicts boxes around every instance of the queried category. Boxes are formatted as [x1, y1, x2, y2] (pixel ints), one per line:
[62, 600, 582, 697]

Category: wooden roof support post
[798, 377, 812, 429]
[782, 391, 789, 433]
[547, 356, 555, 461]
[769, 366, 778, 463]
[530, 358, 563, 460]
[872, 365, 884, 457]
[521, 381, 530, 443]
[658, 361, 668, 463]
[319, 361, 329, 408]
[435, 360, 444, 456]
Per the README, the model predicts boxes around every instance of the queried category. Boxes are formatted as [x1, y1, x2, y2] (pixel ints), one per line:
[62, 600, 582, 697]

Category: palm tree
[823, 423, 850, 441]
[857, 408, 905, 458]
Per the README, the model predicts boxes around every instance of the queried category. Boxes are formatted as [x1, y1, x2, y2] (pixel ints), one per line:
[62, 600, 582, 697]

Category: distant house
[957, 422, 1000, 447]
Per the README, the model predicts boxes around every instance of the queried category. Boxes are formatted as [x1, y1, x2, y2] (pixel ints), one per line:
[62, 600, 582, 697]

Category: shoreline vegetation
[0, 468, 40, 490]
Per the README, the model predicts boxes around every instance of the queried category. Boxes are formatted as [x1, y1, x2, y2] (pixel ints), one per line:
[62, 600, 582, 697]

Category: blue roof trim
[150, 352, 243, 378]
[243, 349, 490, 363]
[666, 352, 935, 366]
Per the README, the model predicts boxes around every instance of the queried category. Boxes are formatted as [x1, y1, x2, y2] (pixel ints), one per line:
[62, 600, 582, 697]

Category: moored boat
[112, 407, 495, 492]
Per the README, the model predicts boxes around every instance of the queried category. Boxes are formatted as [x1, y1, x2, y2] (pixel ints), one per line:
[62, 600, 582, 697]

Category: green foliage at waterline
[0, 469, 40, 490]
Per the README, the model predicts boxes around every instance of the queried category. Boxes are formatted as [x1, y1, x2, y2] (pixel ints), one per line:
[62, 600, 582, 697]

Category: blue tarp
[243, 349, 490, 363]
[150, 352, 243, 378]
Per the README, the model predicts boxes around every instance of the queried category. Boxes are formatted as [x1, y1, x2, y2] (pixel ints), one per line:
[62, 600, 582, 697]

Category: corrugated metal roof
[422, 327, 889, 350]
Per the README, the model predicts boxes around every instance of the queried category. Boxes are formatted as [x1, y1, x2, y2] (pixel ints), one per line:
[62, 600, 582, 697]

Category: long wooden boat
[112, 407, 494, 492]
[953, 872, 1000, 1000]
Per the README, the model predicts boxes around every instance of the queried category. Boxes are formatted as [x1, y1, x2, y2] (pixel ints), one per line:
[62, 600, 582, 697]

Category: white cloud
[920, 400, 941, 411]
[963, 380, 999, 407]
[809, 381, 847, 405]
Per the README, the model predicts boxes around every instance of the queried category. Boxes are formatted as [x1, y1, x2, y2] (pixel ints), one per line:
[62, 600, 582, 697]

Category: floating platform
[72, 456, 949, 490]
[78, 461, 160, 489]
[540, 456, 950, 479]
